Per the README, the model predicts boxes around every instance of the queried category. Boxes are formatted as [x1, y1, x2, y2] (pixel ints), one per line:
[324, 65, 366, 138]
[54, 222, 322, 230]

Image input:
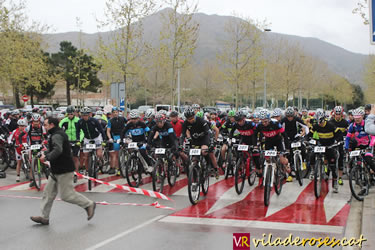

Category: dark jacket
[46, 126, 75, 175]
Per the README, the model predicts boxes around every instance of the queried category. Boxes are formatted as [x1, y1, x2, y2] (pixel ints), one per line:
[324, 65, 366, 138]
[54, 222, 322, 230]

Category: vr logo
[233, 233, 250, 250]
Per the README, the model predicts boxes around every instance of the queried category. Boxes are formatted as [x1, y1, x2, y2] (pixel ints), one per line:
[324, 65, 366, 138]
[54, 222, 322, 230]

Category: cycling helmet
[192, 104, 200, 110]
[159, 109, 167, 116]
[333, 106, 343, 115]
[93, 114, 103, 120]
[145, 110, 155, 119]
[301, 107, 308, 112]
[112, 107, 119, 112]
[246, 113, 252, 119]
[272, 108, 282, 117]
[285, 107, 295, 117]
[348, 109, 353, 116]
[32, 107, 39, 113]
[129, 110, 139, 119]
[353, 108, 364, 118]
[365, 104, 372, 111]
[12, 110, 20, 115]
[96, 110, 104, 116]
[31, 113, 41, 121]
[169, 111, 178, 118]
[155, 113, 166, 122]
[315, 109, 326, 123]
[66, 106, 75, 114]
[184, 107, 195, 119]
[166, 111, 171, 117]
[57, 113, 65, 119]
[81, 107, 91, 115]
[258, 109, 270, 120]
[234, 111, 244, 122]
[196, 111, 204, 118]
[253, 112, 259, 119]
[17, 118, 27, 126]
[228, 110, 236, 117]
[210, 110, 217, 115]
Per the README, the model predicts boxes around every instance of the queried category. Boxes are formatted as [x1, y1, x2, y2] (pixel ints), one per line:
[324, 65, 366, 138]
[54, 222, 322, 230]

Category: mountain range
[42, 8, 368, 88]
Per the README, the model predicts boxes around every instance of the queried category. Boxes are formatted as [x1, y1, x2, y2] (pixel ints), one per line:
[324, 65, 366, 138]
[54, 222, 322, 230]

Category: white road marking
[324, 180, 351, 222]
[159, 216, 344, 234]
[173, 176, 224, 196]
[265, 180, 311, 218]
[205, 181, 257, 215]
[85, 215, 165, 250]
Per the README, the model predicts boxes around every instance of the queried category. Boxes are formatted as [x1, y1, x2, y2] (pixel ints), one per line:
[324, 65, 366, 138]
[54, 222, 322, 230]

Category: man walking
[30, 117, 96, 225]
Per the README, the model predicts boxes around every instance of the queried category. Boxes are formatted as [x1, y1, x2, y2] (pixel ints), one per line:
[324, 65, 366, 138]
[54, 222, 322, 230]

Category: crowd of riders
[1, 103, 375, 195]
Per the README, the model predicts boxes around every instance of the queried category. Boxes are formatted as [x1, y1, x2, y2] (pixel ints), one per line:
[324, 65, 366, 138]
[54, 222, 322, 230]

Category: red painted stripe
[326, 203, 351, 227]
[163, 178, 188, 196]
[0, 181, 31, 191]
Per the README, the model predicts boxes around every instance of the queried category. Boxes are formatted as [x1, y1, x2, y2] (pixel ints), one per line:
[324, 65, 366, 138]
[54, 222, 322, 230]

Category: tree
[51, 41, 102, 105]
[96, 0, 156, 113]
[159, 0, 199, 107]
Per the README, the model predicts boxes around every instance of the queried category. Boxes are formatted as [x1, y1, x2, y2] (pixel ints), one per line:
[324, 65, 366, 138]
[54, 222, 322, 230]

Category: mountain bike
[84, 140, 100, 191]
[152, 148, 177, 193]
[234, 144, 258, 194]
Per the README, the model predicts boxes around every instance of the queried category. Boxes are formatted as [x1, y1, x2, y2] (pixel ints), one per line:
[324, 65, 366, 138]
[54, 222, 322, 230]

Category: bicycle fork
[263, 160, 276, 187]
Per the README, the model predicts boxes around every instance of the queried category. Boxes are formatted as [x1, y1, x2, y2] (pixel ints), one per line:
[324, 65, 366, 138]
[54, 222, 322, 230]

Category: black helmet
[32, 107, 39, 113]
[170, 111, 178, 118]
[234, 111, 244, 121]
[66, 106, 75, 114]
[365, 104, 372, 111]
[184, 108, 195, 119]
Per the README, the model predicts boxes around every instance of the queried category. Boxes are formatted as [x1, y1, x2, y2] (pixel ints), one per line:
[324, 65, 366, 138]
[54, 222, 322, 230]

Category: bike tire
[248, 159, 257, 186]
[264, 164, 272, 206]
[201, 162, 209, 195]
[0, 149, 8, 172]
[88, 154, 95, 191]
[294, 153, 303, 186]
[188, 163, 201, 205]
[152, 160, 165, 192]
[224, 148, 232, 179]
[32, 158, 42, 191]
[235, 158, 246, 194]
[23, 154, 30, 180]
[274, 161, 284, 195]
[168, 159, 177, 187]
[314, 159, 322, 198]
[126, 156, 141, 187]
[349, 164, 369, 201]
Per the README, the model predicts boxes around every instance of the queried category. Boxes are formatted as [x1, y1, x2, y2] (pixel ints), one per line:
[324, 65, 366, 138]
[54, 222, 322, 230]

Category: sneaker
[29, 181, 35, 188]
[258, 177, 264, 186]
[338, 177, 343, 186]
[107, 168, 116, 175]
[16, 176, 20, 182]
[73, 175, 77, 183]
[30, 216, 49, 225]
[85, 202, 96, 221]
[286, 176, 293, 182]
[215, 169, 220, 180]
[358, 188, 367, 196]
[302, 162, 307, 170]
[116, 169, 121, 176]
[333, 183, 338, 193]
[146, 166, 153, 174]
[309, 172, 314, 180]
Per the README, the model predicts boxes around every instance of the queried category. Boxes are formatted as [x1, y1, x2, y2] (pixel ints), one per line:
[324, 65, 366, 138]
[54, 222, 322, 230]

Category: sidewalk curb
[343, 198, 362, 250]
[361, 191, 375, 250]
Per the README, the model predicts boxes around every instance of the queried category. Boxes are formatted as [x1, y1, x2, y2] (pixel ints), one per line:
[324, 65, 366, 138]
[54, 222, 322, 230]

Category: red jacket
[171, 119, 184, 138]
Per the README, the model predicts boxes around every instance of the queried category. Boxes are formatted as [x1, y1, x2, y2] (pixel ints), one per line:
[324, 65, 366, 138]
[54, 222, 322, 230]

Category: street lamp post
[263, 28, 271, 108]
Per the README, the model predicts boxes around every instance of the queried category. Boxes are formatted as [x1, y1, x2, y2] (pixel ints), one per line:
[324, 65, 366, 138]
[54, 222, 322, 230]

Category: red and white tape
[0, 194, 175, 210]
[74, 172, 172, 201]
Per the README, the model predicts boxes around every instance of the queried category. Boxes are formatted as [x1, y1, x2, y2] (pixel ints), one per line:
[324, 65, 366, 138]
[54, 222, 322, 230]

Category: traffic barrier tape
[74, 172, 173, 201]
[0, 194, 175, 210]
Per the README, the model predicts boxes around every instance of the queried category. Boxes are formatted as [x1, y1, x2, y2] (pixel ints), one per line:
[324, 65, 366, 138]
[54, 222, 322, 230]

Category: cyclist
[76, 107, 106, 172]
[96, 110, 108, 123]
[121, 110, 153, 173]
[181, 107, 219, 178]
[6, 110, 19, 132]
[280, 107, 309, 182]
[330, 106, 349, 185]
[147, 113, 178, 154]
[220, 110, 237, 168]
[170, 111, 184, 138]
[106, 107, 127, 175]
[256, 109, 290, 181]
[8, 119, 29, 183]
[271, 108, 283, 122]
[144, 110, 156, 130]
[59, 106, 82, 176]
[192, 104, 201, 115]
[345, 108, 369, 152]
[309, 109, 341, 193]
[231, 111, 261, 177]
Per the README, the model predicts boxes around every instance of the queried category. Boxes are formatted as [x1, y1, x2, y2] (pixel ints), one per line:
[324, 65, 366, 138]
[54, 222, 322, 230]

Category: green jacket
[59, 116, 84, 141]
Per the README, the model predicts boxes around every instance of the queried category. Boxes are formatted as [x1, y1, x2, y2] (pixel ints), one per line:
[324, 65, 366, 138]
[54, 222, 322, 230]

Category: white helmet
[31, 113, 41, 121]
[96, 110, 103, 116]
[352, 108, 364, 118]
[129, 110, 139, 119]
[17, 118, 27, 126]
[57, 113, 65, 119]
[258, 109, 270, 120]
[145, 110, 154, 119]
[272, 108, 282, 117]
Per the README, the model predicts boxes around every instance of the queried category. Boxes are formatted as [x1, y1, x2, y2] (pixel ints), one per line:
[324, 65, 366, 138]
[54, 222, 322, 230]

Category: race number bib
[314, 146, 325, 153]
[190, 149, 201, 156]
[155, 148, 166, 155]
[265, 150, 277, 157]
[86, 144, 96, 150]
[237, 145, 249, 151]
[128, 143, 137, 149]
[291, 142, 301, 148]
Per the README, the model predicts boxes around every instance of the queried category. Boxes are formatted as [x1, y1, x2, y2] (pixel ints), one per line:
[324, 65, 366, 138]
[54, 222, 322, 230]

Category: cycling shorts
[109, 135, 121, 152]
[83, 135, 103, 153]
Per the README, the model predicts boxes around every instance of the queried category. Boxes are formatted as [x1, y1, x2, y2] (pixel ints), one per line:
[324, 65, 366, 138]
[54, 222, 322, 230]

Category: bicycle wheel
[167, 158, 177, 187]
[201, 162, 209, 195]
[294, 153, 303, 186]
[88, 154, 95, 191]
[119, 151, 128, 178]
[32, 158, 42, 191]
[125, 156, 141, 187]
[0, 148, 8, 172]
[188, 163, 201, 205]
[224, 148, 232, 179]
[349, 164, 369, 201]
[23, 154, 30, 180]
[314, 158, 323, 198]
[101, 149, 110, 173]
[248, 158, 257, 186]
[264, 164, 272, 206]
[152, 160, 165, 192]
[235, 157, 246, 194]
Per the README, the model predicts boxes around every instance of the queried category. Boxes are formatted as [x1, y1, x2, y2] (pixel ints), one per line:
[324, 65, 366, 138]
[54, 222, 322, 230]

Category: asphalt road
[0, 168, 366, 250]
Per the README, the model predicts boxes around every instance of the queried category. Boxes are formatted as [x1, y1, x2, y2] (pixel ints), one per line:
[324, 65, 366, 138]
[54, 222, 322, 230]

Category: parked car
[138, 105, 153, 114]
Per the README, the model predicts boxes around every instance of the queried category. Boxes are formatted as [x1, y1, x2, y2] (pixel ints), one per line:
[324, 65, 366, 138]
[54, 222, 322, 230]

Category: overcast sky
[25, 0, 373, 54]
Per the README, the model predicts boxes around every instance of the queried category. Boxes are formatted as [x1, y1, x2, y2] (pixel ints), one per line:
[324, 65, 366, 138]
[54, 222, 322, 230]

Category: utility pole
[263, 28, 271, 108]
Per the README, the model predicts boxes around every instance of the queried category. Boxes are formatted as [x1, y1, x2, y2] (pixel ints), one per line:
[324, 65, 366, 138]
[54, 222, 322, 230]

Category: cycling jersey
[76, 117, 106, 141]
[280, 117, 308, 140]
[345, 120, 369, 149]
[182, 117, 209, 140]
[8, 128, 28, 156]
[107, 116, 127, 136]
[256, 120, 286, 151]
[148, 122, 178, 149]
[6, 118, 18, 132]
[145, 119, 156, 130]
[310, 120, 340, 146]
[171, 119, 184, 138]
[230, 120, 257, 146]
[26, 124, 46, 145]
[329, 117, 349, 139]
[121, 121, 150, 142]
[59, 116, 83, 142]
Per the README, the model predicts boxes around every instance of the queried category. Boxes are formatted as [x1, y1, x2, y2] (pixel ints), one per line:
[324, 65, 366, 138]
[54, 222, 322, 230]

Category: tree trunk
[30, 93, 34, 107]
[235, 80, 239, 110]
[66, 81, 71, 105]
[252, 81, 256, 112]
[14, 84, 21, 108]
